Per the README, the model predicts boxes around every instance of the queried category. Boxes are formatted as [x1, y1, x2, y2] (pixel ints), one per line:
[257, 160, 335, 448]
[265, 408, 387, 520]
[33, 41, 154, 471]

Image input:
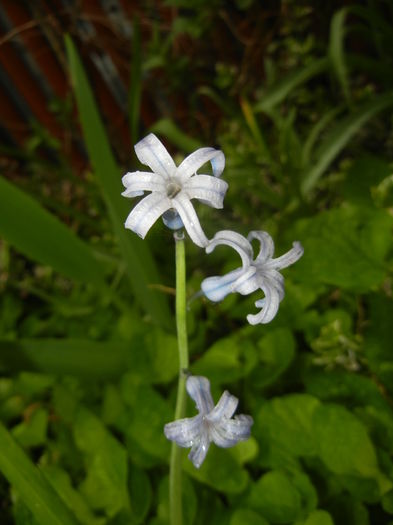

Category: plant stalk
[169, 231, 189, 525]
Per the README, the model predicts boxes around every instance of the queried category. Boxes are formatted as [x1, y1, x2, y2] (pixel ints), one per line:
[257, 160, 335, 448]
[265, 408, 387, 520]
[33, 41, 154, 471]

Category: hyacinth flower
[121, 133, 227, 247]
[201, 230, 304, 324]
[164, 375, 253, 468]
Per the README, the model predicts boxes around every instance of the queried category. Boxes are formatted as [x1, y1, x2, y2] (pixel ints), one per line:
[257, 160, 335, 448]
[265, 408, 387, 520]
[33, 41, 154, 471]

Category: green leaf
[185, 445, 250, 494]
[192, 330, 258, 383]
[64, 35, 171, 328]
[255, 394, 320, 467]
[248, 470, 302, 523]
[290, 205, 393, 291]
[312, 404, 379, 478]
[230, 509, 269, 525]
[73, 406, 130, 517]
[329, 8, 351, 103]
[254, 58, 329, 113]
[12, 408, 48, 448]
[251, 328, 295, 388]
[303, 510, 334, 525]
[0, 176, 105, 285]
[301, 92, 393, 195]
[0, 421, 79, 525]
[128, 464, 152, 524]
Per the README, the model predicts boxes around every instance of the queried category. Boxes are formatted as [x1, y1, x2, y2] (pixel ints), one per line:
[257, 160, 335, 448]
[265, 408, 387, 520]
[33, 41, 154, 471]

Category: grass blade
[301, 93, 393, 195]
[150, 118, 203, 152]
[254, 58, 329, 113]
[0, 175, 105, 285]
[329, 7, 351, 103]
[65, 35, 171, 327]
[0, 422, 79, 525]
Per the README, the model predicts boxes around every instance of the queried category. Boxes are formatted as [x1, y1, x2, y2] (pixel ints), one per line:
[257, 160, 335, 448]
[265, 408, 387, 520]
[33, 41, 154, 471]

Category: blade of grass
[301, 93, 393, 196]
[0, 421, 79, 525]
[65, 35, 171, 328]
[329, 8, 351, 104]
[254, 58, 329, 113]
[0, 175, 105, 285]
[240, 96, 271, 161]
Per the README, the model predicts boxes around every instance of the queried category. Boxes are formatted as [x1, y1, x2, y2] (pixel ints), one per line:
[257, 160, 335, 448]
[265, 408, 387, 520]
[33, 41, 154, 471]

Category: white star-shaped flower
[122, 134, 228, 247]
[164, 375, 253, 469]
[201, 230, 304, 324]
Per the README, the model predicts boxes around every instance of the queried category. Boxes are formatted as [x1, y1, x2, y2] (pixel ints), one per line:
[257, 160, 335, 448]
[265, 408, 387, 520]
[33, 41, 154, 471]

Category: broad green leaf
[255, 394, 320, 467]
[303, 510, 334, 525]
[290, 205, 393, 291]
[192, 330, 258, 383]
[312, 404, 380, 479]
[255, 58, 329, 113]
[0, 422, 79, 525]
[301, 92, 393, 195]
[73, 406, 130, 517]
[251, 328, 295, 388]
[329, 8, 351, 103]
[128, 464, 152, 524]
[248, 470, 302, 523]
[230, 509, 269, 525]
[0, 175, 105, 285]
[65, 35, 171, 328]
[185, 445, 250, 494]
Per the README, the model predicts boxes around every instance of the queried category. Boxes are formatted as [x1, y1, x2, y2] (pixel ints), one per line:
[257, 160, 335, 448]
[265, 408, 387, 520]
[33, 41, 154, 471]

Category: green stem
[169, 232, 189, 525]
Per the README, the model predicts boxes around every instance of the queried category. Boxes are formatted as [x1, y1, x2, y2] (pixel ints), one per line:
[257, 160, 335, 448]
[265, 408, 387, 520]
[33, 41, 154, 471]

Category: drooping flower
[201, 230, 304, 324]
[164, 375, 253, 469]
[122, 133, 227, 247]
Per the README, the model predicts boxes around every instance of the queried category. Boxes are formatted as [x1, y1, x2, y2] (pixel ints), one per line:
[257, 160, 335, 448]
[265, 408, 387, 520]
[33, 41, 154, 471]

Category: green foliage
[2, 1, 393, 524]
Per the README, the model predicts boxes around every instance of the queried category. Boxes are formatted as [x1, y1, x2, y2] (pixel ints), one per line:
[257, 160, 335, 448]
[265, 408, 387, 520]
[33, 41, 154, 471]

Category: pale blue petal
[183, 174, 228, 209]
[121, 171, 166, 197]
[247, 279, 281, 324]
[201, 267, 245, 302]
[186, 376, 215, 415]
[248, 231, 275, 264]
[177, 147, 225, 180]
[265, 241, 304, 270]
[206, 391, 238, 422]
[124, 192, 171, 238]
[172, 193, 209, 247]
[164, 414, 203, 448]
[188, 430, 211, 468]
[209, 415, 253, 448]
[206, 230, 253, 267]
[232, 267, 259, 296]
[134, 133, 176, 180]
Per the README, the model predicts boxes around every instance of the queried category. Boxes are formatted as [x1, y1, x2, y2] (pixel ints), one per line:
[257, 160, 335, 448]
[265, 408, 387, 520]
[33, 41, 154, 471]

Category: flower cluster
[122, 133, 303, 467]
[122, 133, 303, 325]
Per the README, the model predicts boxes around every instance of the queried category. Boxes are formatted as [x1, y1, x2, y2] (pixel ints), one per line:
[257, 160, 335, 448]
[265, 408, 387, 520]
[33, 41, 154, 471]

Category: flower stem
[169, 232, 189, 525]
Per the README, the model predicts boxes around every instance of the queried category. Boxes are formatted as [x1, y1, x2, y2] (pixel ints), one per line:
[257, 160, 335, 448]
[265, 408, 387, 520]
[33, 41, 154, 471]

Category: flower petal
[162, 209, 184, 230]
[232, 266, 259, 296]
[266, 241, 304, 270]
[206, 230, 253, 268]
[188, 430, 211, 468]
[172, 193, 209, 247]
[186, 376, 215, 415]
[134, 134, 176, 180]
[121, 171, 166, 197]
[183, 174, 228, 209]
[209, 415, 253, 448]
[201, 267, 245, 302]
[164, 414, 203, 448]
[124, 192, 171, 238]
[248, 231, 275, 264]
[247, 277, 281, 324]
[177, 147, 225, 180]
[206, 391, 238, 422]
